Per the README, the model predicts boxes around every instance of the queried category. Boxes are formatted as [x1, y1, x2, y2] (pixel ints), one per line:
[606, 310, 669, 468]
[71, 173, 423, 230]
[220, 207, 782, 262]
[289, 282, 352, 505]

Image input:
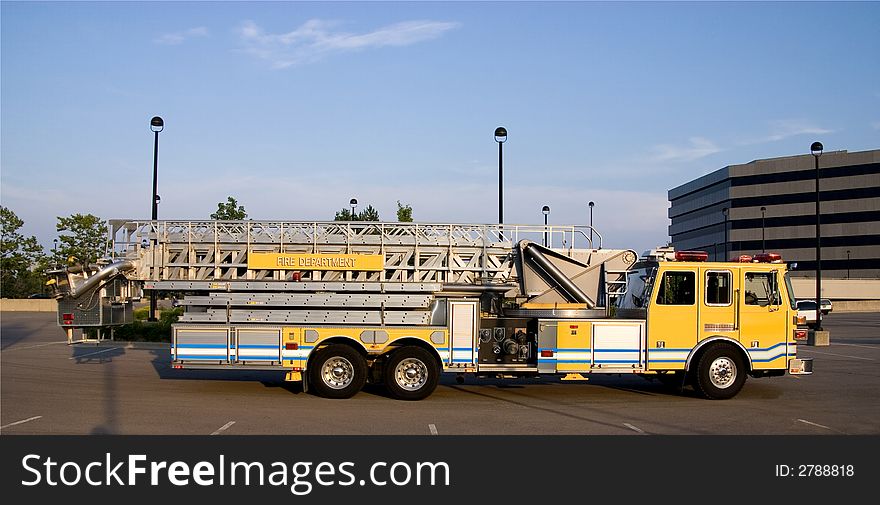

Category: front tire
[693, 343, 746, 400]
[384, 347, 440, 401]
[309, 344, 367, 399]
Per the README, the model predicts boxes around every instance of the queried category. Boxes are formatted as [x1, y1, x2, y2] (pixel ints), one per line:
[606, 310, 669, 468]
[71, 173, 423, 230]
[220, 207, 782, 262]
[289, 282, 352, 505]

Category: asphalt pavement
[2, 311, 878, 435]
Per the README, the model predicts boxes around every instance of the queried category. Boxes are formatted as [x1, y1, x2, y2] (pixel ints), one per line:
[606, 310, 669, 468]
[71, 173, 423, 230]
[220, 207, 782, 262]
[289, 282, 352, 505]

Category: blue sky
[2, 1, 878, 254]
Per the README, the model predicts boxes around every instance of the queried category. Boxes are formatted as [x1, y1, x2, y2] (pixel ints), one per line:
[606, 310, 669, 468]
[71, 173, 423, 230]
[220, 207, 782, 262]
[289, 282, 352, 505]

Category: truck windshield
[783, 271, 797, 310]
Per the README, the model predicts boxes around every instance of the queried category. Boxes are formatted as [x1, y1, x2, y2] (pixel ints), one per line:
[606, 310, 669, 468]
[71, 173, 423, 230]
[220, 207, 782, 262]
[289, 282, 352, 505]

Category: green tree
[56, 213, 108, 265]
[211, 196, 248, 220]
[396, 201, 413, 222]
[1, 206, 47, 297]
[334, 204, 380, 222]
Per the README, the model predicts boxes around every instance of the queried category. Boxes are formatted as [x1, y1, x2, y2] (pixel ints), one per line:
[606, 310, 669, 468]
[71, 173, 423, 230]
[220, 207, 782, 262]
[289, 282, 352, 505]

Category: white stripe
[69, 347, 119, 360]
[834, 342, 880, 349]
[623, 423, 645, 434]
[211, 421, 236, 435]
[797, 419, 832, 431]
[428, 424, 438, 435]
[4, 341, 68, 352]
[798, 349, 875, 361]
[1, 415, 43, 430]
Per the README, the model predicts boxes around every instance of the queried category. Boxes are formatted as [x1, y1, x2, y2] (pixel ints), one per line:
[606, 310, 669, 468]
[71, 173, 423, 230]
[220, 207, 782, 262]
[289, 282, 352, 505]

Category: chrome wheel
[321, 356, 355, 390]
[394, 357, 429, 391]
[708, 356, 737, 389]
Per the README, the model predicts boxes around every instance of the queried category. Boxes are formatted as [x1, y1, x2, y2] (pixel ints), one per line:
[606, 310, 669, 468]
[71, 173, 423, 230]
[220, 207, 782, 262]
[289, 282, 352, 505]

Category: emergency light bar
[731, 255, 753, 263]
[754, 253, 783, 263]
[674, 251, 709, 262]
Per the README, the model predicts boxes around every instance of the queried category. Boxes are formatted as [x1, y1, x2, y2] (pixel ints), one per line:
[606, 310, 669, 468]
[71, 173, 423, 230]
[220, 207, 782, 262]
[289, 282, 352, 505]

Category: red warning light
[674, 251, 709, 262]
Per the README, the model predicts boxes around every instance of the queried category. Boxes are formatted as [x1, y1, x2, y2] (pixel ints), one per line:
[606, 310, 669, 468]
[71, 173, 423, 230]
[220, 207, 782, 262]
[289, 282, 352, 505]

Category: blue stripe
[436, 347, 449, 351]
[175, 344, 227, 349]
[452, 347, 473, 351]
[452, 359, 473, 363]
[537, 359, 557, 363]
[752, 352, 787, 363]
[176, 355, 226, 360]
[237, 344, 278, 349]
[558, 348, 592, 352]
[649, 359, 687, 363]
[235, 356, 280, 361]
[753, 342, 786, 352]
[650, 348, 692, 352]
[594, 359, 639, 364]
[556, 359, 591, 363]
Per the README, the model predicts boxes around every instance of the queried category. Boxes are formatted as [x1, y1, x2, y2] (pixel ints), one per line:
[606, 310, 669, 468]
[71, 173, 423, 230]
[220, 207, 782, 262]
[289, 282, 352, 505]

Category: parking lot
[2, 311, 878, 435]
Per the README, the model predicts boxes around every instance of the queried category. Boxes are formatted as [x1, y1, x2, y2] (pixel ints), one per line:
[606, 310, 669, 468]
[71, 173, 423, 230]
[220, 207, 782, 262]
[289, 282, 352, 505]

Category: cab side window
[656, 271, 695, 305]
[706, 271, 731, 305]
[744, 272, 779, 306]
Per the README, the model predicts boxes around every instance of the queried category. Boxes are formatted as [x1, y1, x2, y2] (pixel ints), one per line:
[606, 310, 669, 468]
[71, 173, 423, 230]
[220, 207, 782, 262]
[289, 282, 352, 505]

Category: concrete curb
[72, 341, 169, 350]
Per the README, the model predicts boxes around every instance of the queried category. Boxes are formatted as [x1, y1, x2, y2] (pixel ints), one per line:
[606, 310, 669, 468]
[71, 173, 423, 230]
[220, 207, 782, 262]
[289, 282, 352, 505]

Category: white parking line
[1, 415, 43, 430]
[69, 347, 120, 360]
[834, 343, 880, 349]
[211, 421, 236, 435]
[797, 419, 833, 431]
[428, 424, 438, 435]
[4, 341, 68, 352]
[798, 349, 875, 361]
[623, 423, 645, 434]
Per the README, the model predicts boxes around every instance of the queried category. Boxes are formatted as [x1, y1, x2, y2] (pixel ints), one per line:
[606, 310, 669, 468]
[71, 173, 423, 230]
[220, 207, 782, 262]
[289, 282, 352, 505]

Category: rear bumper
[788, 357, 813, 375]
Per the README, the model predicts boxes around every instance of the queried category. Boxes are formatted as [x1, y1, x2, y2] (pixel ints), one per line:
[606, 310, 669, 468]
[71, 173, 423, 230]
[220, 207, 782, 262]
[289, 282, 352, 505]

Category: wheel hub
[395, 358, 428, 391]
[321, 357, 354, 389]
[709, 357, 736, 389]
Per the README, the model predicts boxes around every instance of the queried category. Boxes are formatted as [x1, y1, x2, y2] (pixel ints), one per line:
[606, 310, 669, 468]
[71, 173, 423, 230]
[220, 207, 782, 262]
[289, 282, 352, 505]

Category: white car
[796, 300, 828, 328]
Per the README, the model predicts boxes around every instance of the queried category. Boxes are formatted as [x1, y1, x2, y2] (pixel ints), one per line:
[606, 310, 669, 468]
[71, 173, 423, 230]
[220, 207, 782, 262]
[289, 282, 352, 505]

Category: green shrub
[109, 306, 184, 342]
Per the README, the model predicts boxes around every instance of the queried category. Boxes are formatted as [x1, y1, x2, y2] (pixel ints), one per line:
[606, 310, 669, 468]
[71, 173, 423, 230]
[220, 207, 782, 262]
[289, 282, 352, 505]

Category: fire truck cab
[615, 248, 813, 399]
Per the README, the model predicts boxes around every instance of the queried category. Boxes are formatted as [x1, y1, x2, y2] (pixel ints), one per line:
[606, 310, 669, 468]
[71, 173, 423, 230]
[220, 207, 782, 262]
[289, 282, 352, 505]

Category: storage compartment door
[173, 326, 230, 363]
[449, 301, 478, 366]
[592, 322, 644, 369]
[235, 328, 282, 364]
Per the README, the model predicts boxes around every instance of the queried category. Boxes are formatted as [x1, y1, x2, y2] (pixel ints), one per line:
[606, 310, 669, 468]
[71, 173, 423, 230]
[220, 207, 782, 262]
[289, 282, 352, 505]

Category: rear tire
[309, 344, 367, 399]
[384, 347, 440, 401]
[693, 343, 746, 400]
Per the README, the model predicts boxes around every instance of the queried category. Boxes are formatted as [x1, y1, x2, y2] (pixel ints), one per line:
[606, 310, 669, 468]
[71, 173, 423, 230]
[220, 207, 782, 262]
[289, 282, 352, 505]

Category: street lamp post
[494, 127, 507, 225]
[722, 207, 729, 261]
[811, 141, 824, 331]
[542, 205, 550, 247]
[760, 206, 767, 253]
[149, 116, 164, 322]
[846, 249, 851, 279]
[53, 238, 58, 265]
[588, 201, 595, 248]
[350, 198, 358, 221]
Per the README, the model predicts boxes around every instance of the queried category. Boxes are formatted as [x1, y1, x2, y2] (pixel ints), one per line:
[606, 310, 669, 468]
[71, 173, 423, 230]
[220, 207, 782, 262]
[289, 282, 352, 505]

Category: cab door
[646, 266, 698, 370]
[738, 269, 788, 368]
[698, 267, 739, 343]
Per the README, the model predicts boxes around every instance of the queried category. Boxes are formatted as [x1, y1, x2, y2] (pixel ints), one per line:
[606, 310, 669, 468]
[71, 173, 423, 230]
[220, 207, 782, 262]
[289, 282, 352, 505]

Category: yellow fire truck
[48, 221, 811, 400]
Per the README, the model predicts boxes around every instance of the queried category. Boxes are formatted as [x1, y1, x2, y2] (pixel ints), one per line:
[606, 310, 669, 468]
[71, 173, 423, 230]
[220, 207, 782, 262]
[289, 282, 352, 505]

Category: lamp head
[494, 127, 507, 143]
[542, 205, 550, 215]
[810, 141, 823, 156]
[150, 116, 164, 132]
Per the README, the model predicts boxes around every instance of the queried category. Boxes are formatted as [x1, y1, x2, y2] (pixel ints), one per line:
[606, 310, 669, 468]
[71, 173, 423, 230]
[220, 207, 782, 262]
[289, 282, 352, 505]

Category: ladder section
[177, 282, 444, 326]
[110, 220, 599, 285]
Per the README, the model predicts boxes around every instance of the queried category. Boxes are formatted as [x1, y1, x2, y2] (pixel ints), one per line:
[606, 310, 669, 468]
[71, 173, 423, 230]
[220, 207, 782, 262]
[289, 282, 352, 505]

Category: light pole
[760, 206, 766, 253]
[149, 116, 163, 322]
[350, 198, 358, 221]
[494, 127, 507, 225]
[542, 205, 550, 247]
[722, 207, 729, 261]
[53, 238, 58, 265]
[588, 201, 595, 248]
[846, 249, 851, 279]
[811, 141, 823, 331]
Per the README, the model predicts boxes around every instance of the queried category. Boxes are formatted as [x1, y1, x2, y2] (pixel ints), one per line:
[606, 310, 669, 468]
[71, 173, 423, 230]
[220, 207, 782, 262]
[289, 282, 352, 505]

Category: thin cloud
[648, 137, 722, 163]
[154, 27, 209, 45]
[762, 119, 833, 142]
[237, 19, 460, 68]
